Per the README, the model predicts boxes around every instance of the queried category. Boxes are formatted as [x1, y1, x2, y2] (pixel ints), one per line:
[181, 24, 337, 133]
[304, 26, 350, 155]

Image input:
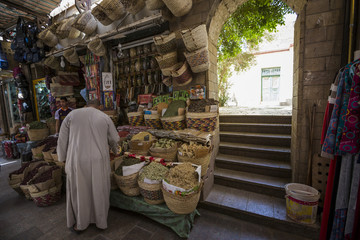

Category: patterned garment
[339, 64, 360, 153]
[330, 209, 348, 240]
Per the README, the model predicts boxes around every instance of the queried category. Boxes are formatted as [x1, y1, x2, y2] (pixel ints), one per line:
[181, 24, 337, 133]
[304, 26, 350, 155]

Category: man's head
[60, 97, 68, 108]
[87, 99, 101, 109]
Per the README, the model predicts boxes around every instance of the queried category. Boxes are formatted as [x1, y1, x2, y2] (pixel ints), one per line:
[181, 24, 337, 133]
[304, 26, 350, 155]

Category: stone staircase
[201, 115, 320, 239]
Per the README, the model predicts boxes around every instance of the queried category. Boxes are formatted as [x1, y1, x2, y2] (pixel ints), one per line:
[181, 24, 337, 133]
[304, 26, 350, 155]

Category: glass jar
[135, 59, 141, 72]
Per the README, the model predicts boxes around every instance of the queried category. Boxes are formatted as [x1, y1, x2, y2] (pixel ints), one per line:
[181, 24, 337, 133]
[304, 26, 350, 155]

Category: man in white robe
[57, 100, 120, 231]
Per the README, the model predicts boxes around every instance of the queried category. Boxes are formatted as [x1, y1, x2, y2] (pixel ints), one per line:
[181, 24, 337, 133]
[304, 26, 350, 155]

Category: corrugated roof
[0, 0, 62, 29]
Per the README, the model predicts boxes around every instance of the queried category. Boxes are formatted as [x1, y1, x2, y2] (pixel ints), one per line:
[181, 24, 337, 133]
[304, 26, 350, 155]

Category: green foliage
[217, 0, 293, 105]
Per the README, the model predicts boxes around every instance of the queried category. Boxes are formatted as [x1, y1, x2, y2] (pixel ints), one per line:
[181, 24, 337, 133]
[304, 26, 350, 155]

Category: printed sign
[102, 72, 113, 91]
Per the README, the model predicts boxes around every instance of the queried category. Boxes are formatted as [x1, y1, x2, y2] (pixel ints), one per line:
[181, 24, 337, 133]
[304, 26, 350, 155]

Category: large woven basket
[186, 112, 217, 132]
[178, 153, 210, 176]
[87, 38, 106, 57]
[138, 179, 164, 204]
[30, 184, 62, 207]
[92, 5, 113, 26]
[100, 0, 127, 21]
[114, 172, 140, 196]
[155, 51, 177, 69]
[42, 148, 55, 161]
[145, 0, 165, 10]
[181, 24, 208, 52]
[127, 112, 145, 126]
[162, 0, 193, 17]
[38, 29, 58, 47]
[9, 182, 24, 195]
[144, 114, 162, 129]
[153, 33, 177, 54]
[149, 144, 178, 162]
[56, 18, 74, 39]
[63, 48, 79, 64]
[184, 47, 210, 73]
[171, 62, 193, 86]
[44, 56, 59, 70]
[161, 115, 186, 130]
[73, 11, 98, 35]
[120, 0, 145, 15]
[129, 140, 155, 151]
[162, 181, 202, 214]
[27, 128, 49, 141]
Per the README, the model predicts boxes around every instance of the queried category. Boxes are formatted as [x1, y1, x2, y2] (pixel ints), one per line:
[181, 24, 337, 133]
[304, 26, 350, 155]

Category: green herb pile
[46, 118, 56, 124]
[28, 121, 47, 129]
[153, 138, 176, 149]
[139, 162, 168, 182]
[163, 100, 186, 117]
[115, 157, 142, 176]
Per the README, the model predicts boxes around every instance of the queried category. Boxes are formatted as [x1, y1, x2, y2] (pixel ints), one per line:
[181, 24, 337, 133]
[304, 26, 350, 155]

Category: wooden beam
[0, 0, 47, 17]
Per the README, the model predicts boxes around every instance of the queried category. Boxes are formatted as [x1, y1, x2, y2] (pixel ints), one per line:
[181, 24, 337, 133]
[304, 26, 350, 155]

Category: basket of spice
[162, 162, 202, 214]
[161, 100, 187, 130]
[41, 137, 58, 162]
[186, 99, 218, 132]
[138, 161, 169, 204]
[114, 156, 145, 196]
[20, 162, 48, 200]
[149, 138, 178, 162]
[27, 121, 49, 141]
[144, 113, 162, 129]
[129, 132, 156, 155]
[51, 149, 58, 162]
[127, 111, 145, 126]
[178, 142, 210, 177]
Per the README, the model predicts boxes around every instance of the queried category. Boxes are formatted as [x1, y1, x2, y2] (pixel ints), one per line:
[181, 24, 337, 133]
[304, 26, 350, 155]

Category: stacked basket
[144, 114, 162, 129]
[127, 112, 145, 126]
[186, 112, 217, 132]
[161, 115, 186, 130]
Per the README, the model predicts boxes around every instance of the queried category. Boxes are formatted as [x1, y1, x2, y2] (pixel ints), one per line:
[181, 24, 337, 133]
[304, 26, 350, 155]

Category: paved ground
[0, 160, 308, 240]
[219, 106, 292, 116]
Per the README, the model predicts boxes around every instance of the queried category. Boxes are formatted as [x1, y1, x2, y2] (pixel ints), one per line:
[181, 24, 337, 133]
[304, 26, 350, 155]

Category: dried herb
[153, 138, 176, 149]
[139, 162, 168, 182]
[166, 163, 198, 189]
[31, 166, 60, 184]
[21, 162, 48, 185]
[115, 157, 142, 176]
[188, 99, 219, 113]
[163, 100, 186, 117]
[9, 161, 39, 178]
[28, 121, 47, 129]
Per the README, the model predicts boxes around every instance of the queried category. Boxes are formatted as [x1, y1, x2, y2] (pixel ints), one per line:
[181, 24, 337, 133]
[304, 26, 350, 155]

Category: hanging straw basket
[145, 0, 165, 10]
[87, 38, 106, 57]
[92, 5, 113, 26]
[63, 48, 79, 64]
[155, 51, 177, 69]
[144, 114, 162, 129]
[149, 144, 178, 162]
[181, 24, 208, 52]
[184, 47, 210, 73]
[73, 11, 98, 35]
[120, 0, 145, 15]
[162, 0, 193, 17]
[114, 172, 140, 196]
[56, 18, 72, 39]
[100, 0, 127, 21]
[153, 33, 176, 54]
[178, 153, 210, 177]
[30, 184, 62, 207]
[48, 22, 61, 34]
[27, 128, 49, 141]
[162, 181, 202, 214]
[38, 29, 58, 47]
[186, 112, 217, 132]
[127, 112, 145, 126]
[171, 62, 193, 86]
[138, 179, 164, 204]
[161, 115, 186, 130]
[161, 65, 177, 77]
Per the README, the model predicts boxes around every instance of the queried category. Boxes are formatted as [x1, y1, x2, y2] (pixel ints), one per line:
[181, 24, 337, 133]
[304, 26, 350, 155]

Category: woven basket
[145, 0, 165, 10]
[55, 161, 65, 174]
[162, 181, 202, 214]
[162, 0, 193, 17]
[127, 112, 145, 126]
[32, 145, 45, 156]
[153, 33, 176, 54]
[186, 112, 217, 132]
[47, 121, 56, 135]
[178, 153, 210, 176]
[44, 56, 59, 70]
[20, 184, 32, 200]
[42, 148, 55, 161]
[138, 179, 164, 204]
[87, 38, 106, 57]
[149, 144, 177, 162]
[181, 24, 208, 52]
[155, 51, 177, 69]
[184, 47, 210, 73]
[27, 128, 49, 141]
[38, 29, 58, 47]
[9, 182, 23, 195]
[144, 114, 162, 129]
[161, 115, 186, 130]
[129, 140, 154, 151]
[114, 172, 140, 196]
[48, 22, 61, 34]
[56, 18, 72, 39]
[171, 62, 193, 86]
[120, 0, 145, 15]
[100, 0, 127, 21]
[73, 11, 98, 35]
[63, 48, 79, 64]
[30, 184, 62, 207]
[92, 5, 113, 26]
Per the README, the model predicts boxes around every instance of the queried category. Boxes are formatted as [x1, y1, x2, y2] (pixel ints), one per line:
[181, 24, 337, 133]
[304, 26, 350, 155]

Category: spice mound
[166, 162, 198, 189]
[131, 132, 155, 141]
[31, 166, 59, 184]
[153, 138, 176, 149]
[115, 157, 142, 176]
[179, 142, 209, 158]
[139, 162, 169, 182]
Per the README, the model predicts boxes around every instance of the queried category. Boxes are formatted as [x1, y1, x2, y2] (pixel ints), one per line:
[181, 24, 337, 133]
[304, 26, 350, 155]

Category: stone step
[220, 115, 292, 124]
[214, 167, 289, 198]
[219, 142, 291, 161]
[220, 131, 291, 147]
[220, 123, 292, 134]
[200, 184, 320, 240]
[216, 154, 292, 178]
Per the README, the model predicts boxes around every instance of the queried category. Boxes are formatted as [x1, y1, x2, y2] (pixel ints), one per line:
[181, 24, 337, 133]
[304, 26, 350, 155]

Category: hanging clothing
[57, 107, 120, 230]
